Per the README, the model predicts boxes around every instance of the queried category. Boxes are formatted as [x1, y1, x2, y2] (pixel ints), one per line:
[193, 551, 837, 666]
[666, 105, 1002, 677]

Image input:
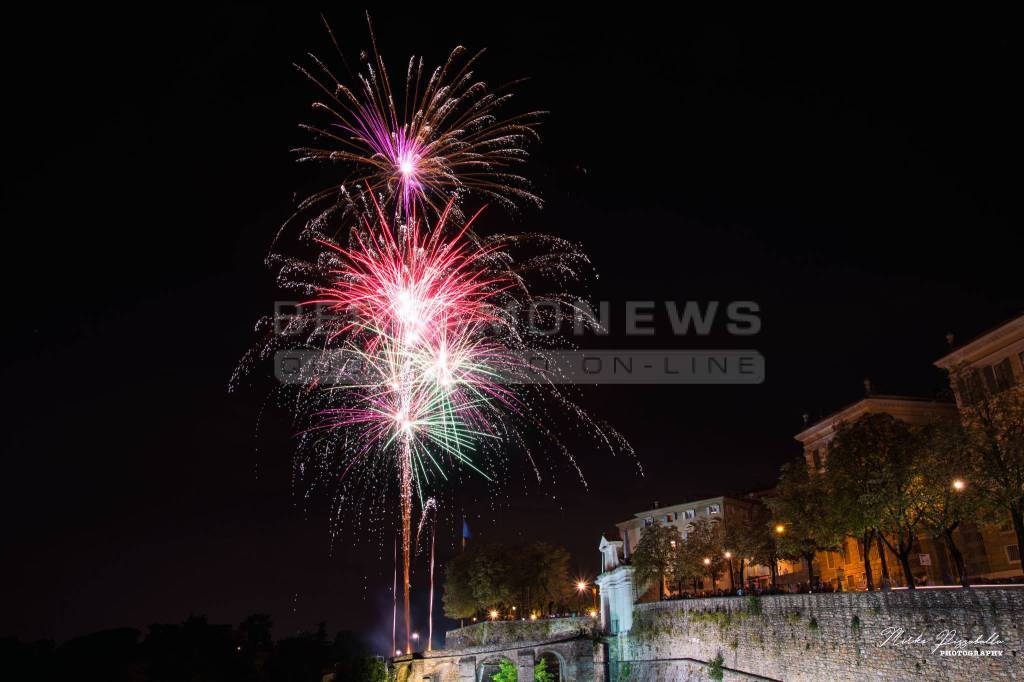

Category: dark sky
[2, 7, 1019, 653]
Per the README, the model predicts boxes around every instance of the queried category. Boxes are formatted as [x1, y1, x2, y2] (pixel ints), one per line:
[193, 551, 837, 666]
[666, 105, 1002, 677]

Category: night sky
[2, 7, 1019, 653]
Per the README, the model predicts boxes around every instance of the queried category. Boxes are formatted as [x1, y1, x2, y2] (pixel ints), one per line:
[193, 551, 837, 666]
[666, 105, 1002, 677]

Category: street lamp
[775, 524, 785, 535]
[952, 479, 966, 492]
[489, 609, 498, 620]
[724, 551, 734, 591]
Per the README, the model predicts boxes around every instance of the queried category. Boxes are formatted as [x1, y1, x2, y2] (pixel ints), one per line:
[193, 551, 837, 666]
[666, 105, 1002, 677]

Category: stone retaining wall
[611, 588, 1024, 681]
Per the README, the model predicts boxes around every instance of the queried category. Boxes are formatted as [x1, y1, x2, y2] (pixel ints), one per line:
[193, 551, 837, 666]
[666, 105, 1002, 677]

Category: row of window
[642, 504, 721, 527]
[957, 355, 1021, 405]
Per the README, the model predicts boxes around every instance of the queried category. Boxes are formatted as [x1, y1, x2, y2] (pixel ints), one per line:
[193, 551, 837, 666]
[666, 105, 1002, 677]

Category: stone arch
[536, 649, 565, 681]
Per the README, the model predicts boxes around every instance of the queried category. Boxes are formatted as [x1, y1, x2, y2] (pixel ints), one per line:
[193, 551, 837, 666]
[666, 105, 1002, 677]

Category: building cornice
[794, 396, 955, 444]
[935, 314, 1024, 370]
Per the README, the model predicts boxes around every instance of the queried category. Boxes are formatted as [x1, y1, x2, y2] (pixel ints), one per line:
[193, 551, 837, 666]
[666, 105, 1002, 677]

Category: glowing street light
[775, 524, 785, 535]
[576, 580, 588, 592]
[703, 557, 711, 565]
[952, 479, 966, 492]
[724, 551, 732, 559]
[489, 609, 499, 620]
[411, 632, 419, 641]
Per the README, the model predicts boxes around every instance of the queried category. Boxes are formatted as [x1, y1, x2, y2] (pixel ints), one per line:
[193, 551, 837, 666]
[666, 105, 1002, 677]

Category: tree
[630, 523, 680, 600]
[492, 659, 518, 682]
[444, 541, 575, 618]
[512, 542, 572, 615]
[534, 657, 556, 682]
[331, 631, 387, 682]
[768, 457, 842, 588]
[239, 613, 273, 653]
[725, 503, 780, 589]
[687, 517, 725, 591]
[960, 390, 1024, 557]
[915, 417, 978, 587]
[826, 415, 903, 591]
[674, 532, 705, 594]
[845, 414, 927, 589]
[443, 545, 480, 619]
[469, 542, 515, 612]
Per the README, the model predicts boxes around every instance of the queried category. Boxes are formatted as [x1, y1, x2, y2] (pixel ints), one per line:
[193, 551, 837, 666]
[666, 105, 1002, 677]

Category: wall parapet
[444, 616, 595, 650]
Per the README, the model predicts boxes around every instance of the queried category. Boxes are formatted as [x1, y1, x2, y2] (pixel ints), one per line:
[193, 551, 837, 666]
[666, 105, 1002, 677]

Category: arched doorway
[536, 651, 564, 681]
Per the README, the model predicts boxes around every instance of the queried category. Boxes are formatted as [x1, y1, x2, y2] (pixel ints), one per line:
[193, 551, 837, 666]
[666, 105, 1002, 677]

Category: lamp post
[724, 551, 734, 591]
[703, 557, 712, 593]
[950, 478, 969, 588]
[576, 580, 587, 615]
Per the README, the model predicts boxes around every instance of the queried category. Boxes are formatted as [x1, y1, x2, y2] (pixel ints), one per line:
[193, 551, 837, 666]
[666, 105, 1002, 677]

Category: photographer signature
[877, 626, 1004, 654]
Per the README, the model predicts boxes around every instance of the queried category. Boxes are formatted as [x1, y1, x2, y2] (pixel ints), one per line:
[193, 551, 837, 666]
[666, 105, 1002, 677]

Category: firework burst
[235, 192, 630, 653]
[294, 13, 544, 219]
[233, 15, 634, 657]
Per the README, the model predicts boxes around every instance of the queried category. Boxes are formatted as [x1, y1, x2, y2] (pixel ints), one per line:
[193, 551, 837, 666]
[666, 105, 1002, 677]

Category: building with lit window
[600, 314, 1024, 602]
[935, 313, 1024, 580]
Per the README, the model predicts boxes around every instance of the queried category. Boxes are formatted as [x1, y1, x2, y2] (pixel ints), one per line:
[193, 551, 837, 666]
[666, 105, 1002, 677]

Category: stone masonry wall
[611, 588, 1024, 681]
[445, 617, 593, 649]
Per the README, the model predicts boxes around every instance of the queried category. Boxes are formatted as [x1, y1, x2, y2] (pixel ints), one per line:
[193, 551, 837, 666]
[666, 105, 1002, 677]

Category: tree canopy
[630, 523, 680, 599]
[443, 541, 574, 618]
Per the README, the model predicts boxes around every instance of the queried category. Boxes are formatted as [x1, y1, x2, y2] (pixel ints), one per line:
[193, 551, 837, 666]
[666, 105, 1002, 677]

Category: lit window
[708, 504, 721, 515]
[684, 509, 695, 520]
